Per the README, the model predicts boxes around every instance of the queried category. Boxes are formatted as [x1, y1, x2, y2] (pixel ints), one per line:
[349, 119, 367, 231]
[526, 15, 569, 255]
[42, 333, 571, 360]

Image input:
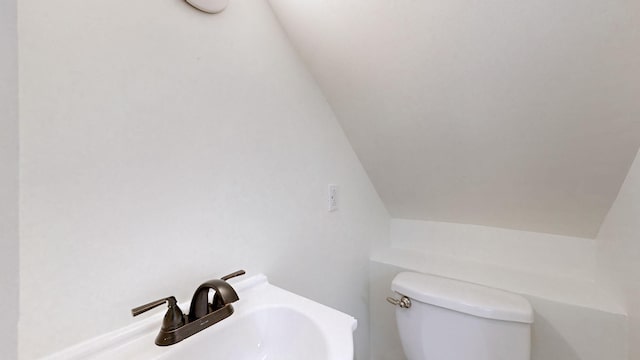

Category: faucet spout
[188, 278, 239, 321]
[188, 270, 245, 322]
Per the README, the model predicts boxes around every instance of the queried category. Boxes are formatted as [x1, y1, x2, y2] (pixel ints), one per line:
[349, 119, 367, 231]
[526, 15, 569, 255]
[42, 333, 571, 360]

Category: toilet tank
[391, 272, 534, 360]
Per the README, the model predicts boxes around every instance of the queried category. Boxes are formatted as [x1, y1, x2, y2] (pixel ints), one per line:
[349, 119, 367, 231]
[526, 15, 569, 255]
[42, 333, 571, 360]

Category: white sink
[44, 274, 357, 360]
[160, 306, 328, 360]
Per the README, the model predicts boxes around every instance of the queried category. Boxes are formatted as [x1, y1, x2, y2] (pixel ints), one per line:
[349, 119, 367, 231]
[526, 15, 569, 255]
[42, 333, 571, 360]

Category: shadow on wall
[531, 312, 581, 360]
[369, 262, 407, 360]
[526, 295, 628, 360]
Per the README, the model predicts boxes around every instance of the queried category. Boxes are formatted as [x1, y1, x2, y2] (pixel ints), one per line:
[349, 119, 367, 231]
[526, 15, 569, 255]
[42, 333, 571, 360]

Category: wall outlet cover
[328, 184, 338, 212]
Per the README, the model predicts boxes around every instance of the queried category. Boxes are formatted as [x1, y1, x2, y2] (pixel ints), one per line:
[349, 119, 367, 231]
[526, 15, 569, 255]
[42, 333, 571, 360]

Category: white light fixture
[185, 0, 228, 14]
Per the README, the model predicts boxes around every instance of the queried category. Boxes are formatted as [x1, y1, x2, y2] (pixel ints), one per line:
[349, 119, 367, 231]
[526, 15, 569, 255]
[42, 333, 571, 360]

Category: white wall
[386, 220, 622, 312]
[18, 1, 389, 358]
[0, 0, 19, 358]
[370, 219, 627, 360]
[391, 220, 598, 280]
[598, 149, 640, 359]
[268, 0, 640, 238]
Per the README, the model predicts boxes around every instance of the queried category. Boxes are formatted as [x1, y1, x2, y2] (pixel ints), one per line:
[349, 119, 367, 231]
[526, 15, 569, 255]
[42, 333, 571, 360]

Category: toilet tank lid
[391, 272, 534, 324]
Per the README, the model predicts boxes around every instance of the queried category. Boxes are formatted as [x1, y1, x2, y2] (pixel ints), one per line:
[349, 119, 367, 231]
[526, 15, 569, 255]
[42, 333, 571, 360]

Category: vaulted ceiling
[268, 0, 640, 238]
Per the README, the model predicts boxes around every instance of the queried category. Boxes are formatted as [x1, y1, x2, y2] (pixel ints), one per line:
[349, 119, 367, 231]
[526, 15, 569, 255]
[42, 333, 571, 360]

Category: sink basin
[44, 274, 357, 360]
[161, 306, 328, 360]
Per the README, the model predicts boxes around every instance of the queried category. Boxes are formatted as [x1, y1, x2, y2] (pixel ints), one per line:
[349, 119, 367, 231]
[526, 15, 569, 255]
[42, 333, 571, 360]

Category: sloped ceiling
[268, 0, 640, 238]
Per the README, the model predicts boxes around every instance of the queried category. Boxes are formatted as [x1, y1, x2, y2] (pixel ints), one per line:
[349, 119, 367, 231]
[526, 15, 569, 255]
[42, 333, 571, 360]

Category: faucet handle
[132, 296, 185, 331]
[132, 296, 178, 316]
[221, 269, 246, 281]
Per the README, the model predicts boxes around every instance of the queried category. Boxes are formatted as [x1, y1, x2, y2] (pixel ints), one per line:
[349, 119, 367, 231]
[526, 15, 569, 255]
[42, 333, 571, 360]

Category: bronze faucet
[131, 270, 246, 346]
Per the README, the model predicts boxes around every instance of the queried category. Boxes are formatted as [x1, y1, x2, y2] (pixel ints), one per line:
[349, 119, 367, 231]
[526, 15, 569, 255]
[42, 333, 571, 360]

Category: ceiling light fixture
[185, 0, 228, 14]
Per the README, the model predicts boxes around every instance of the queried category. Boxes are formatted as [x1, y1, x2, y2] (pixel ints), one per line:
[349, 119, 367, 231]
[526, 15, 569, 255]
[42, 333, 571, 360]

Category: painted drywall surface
[0, 0, 19, 358]
[597, 149, 640, 359]
[387, 220, 625, 314]
[18, 0, 389, 358]
[268, 0, 640, 238]
[370, 261, 627, 360]
[391, 219, 598, 280]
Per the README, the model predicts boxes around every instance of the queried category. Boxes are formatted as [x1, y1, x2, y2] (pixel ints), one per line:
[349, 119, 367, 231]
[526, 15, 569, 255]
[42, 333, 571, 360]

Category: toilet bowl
[390, 272, 534, 360]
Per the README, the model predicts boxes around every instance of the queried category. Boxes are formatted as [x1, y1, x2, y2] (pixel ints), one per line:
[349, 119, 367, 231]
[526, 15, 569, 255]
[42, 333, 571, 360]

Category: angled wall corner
[0, 0, 19, 358]
[597, 148, 640, 360]
[267, 0, 640, 238]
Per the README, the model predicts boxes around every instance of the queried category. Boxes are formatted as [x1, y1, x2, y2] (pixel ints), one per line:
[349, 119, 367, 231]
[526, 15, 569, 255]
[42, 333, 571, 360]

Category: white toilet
[389, 272, 534, 360]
